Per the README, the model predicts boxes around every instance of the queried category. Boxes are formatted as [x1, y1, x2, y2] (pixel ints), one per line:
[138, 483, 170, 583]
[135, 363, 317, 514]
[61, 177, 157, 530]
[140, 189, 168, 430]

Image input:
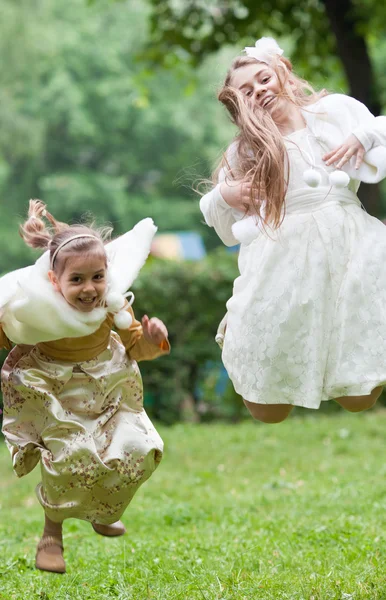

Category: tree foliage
[0, 0, 234, 273]
[145, 0, 386, 108]
[141, 0, 386, 213]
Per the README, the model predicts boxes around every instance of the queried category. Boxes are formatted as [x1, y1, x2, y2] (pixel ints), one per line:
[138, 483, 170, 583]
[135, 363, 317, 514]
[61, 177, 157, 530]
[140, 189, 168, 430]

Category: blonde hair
[20, 199, 112, 274]
[215, 54, 327, 229]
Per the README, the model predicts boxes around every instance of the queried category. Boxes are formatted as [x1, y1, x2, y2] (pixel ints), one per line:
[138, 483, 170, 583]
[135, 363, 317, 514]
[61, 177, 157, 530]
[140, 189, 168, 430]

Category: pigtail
[19, 199, 70, 250]
[19, 199, 53, 249]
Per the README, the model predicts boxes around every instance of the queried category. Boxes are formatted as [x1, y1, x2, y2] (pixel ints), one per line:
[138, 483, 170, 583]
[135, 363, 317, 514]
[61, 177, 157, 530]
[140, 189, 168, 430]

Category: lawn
[1, 410, 386, 599]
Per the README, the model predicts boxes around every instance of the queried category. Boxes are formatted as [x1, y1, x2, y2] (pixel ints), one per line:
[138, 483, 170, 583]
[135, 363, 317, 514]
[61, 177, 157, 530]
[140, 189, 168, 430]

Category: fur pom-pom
[329, 170, 350, 188]
[303, 169, 321, 188]
[231, 216, 260, 245]
[105, 291, 125, 312]
[114, 310, 133, 330]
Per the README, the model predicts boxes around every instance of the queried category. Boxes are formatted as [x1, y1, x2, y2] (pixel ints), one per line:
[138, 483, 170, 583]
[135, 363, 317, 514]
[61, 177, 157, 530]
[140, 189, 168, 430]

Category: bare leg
[243, 400, 294, 423]
[335, 386, 382, 412]
[35, 513, 65, 574]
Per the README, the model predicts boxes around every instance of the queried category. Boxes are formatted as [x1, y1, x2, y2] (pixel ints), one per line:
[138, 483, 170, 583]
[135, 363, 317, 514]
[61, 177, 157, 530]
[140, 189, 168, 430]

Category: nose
[254, 84, 266, 99]
[82, 281, 96, 294]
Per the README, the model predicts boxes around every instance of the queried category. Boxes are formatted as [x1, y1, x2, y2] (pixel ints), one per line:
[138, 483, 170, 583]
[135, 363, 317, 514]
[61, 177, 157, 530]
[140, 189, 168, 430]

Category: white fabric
[244, 37, 284, 65]
[200, 94, 386, 246]
[0, 218, 157, 345]
[200, 95, 386, 408]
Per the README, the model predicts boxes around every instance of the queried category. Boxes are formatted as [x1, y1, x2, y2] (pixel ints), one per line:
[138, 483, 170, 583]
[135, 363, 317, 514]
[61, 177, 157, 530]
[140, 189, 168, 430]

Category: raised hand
[142, 315, 168, 345]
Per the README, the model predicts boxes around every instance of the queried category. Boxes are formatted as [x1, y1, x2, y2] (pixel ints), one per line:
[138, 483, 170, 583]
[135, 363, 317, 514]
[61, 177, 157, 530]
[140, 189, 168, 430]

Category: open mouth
[262, 96, 275, 108]
[78, 297, 97, 307]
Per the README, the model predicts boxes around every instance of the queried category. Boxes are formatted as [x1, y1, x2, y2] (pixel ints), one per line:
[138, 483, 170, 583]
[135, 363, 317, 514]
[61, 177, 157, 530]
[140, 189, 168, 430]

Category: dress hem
[236, 377, 386, 409]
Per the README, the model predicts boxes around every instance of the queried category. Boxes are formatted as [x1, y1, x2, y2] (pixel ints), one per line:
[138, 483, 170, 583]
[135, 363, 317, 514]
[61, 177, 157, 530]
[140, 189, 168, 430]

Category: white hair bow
[244, 37, 284, 64]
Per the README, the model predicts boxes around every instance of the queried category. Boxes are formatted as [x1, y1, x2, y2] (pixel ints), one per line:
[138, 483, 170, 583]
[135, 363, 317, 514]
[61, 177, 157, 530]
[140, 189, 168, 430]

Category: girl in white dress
[200, 37, 386, 424]
[1, 201, 169, 573]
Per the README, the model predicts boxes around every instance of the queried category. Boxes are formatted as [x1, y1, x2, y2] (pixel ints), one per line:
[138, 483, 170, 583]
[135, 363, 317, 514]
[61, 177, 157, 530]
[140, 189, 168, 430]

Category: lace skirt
[222, 191, 386, 408]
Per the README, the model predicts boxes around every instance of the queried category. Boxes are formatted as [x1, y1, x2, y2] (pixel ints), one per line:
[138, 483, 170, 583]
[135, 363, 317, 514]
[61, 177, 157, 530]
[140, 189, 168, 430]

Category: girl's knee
[243, 400, 293, 423]
[335, 386, 383, 412]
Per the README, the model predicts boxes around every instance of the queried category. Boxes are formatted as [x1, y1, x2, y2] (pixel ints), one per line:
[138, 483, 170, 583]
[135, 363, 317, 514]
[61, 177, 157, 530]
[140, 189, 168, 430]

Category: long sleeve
[115, 305, 170, 362]
[200, 142, 240, 247]
[304, 94, 386, 184]
[346, 97, 386, 152]
[338, 95, 386, 182]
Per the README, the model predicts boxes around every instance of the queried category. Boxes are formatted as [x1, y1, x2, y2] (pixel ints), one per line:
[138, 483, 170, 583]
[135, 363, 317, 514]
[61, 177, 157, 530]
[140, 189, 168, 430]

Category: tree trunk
[321, 0, 382, 216]
[321, 0, 380, 115]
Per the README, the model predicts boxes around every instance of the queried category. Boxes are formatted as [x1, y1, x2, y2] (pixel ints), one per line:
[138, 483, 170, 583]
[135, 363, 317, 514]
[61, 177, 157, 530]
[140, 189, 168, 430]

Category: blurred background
[0, 0, 385, 424]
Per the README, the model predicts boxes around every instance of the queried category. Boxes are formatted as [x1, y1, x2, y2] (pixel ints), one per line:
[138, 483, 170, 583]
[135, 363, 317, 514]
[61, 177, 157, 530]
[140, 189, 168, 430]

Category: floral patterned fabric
[221, 128, 386, 408]
[1, 333, 163, 523]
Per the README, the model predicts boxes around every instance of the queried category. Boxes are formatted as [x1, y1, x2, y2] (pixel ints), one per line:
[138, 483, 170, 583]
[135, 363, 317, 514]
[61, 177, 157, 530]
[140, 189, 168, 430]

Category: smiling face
[48, 252, 107, 312]
[230, 62, 290, 122]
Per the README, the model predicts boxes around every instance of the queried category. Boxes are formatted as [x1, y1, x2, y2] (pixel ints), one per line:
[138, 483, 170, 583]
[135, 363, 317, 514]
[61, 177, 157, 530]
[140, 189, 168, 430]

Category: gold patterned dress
[1, 306, 169, 524]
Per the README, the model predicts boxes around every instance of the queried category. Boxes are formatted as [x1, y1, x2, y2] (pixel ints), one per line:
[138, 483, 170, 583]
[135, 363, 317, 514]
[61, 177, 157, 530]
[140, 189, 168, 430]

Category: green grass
[2, 410, 386, 599]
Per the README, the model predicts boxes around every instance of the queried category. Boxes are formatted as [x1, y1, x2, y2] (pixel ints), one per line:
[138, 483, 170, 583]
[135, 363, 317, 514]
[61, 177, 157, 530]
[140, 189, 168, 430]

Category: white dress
[201, 115, 386, 409]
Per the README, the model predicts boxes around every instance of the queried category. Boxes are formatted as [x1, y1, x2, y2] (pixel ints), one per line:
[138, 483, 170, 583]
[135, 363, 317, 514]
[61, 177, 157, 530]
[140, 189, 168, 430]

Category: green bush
[133, 248, 239, 423]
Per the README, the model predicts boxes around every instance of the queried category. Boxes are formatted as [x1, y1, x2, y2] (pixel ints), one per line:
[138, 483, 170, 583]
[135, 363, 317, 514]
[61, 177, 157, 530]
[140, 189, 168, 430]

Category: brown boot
[92, 520, 126, 537]
[35, 536, 66, 574]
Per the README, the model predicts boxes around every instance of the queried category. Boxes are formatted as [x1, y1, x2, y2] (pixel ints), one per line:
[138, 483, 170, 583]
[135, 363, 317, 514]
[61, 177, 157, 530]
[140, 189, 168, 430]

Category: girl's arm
[115, 305, 170, 362]
[323, 95, 386, 169]
[350, 99, 386, 152]
[200, 183, 239, 247]
[200, 142, 243, 247]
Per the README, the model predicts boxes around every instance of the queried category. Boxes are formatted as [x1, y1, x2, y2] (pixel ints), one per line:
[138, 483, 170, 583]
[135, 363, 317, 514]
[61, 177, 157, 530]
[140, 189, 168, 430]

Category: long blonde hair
[20, 199, 111, 274]
[215, 54, 327, 228]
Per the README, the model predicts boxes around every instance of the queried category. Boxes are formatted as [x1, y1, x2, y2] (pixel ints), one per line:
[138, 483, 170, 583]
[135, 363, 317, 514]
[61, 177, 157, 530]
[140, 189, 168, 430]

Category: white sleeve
[199, 143, 239, 247]
[341, 96, 386, 152]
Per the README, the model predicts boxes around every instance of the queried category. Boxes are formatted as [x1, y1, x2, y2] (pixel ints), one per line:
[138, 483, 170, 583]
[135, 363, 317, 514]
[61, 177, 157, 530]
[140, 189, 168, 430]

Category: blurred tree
[0, 0, 234, 272]
[145, 0, 384, 114]
[141, 0, 386, 214]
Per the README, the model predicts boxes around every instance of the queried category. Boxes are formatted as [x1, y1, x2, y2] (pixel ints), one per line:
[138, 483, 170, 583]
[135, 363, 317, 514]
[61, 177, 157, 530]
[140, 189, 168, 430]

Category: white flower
[244, 37, 284, 65]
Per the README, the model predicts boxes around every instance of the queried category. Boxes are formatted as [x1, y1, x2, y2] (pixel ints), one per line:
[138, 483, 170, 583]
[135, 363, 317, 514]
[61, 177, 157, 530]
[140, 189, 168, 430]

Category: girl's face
[48, 253, 107, 312]
[231, 62, 289, 121]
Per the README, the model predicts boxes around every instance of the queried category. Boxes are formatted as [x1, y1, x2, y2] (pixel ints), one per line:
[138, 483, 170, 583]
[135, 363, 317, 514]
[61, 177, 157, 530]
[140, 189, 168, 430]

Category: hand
[220, 180, 254, 213]
[142, 315, 168, 345]
[322, 134, 365, 170]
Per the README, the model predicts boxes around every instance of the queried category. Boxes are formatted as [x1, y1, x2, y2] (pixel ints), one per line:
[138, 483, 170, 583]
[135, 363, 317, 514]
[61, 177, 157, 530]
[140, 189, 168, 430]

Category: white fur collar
[0, 218, 157, 344]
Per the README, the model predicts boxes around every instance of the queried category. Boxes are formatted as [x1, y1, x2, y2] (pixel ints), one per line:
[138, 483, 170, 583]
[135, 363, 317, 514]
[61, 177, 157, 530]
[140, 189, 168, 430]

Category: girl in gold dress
[1, 201, 169, 573]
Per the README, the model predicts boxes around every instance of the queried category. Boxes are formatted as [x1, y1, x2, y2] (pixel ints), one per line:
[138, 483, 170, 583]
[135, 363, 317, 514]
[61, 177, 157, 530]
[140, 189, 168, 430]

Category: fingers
[322, 147, 338, 161]
[323, 135, 365, 169]
[141, 314, 151, 336]
[142, 316, 168, 344]
[324, 146, 363, 169]
[323, 145, 352, 167]
[354, 146, 365, 169]
[336, 147, 358, 169]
